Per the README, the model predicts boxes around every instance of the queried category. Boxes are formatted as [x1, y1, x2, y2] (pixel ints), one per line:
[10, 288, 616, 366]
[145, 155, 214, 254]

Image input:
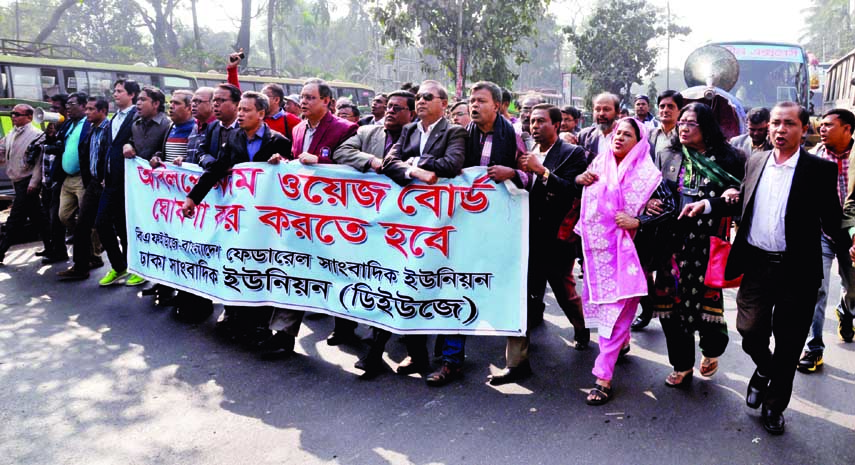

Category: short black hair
[774, 101, 809, 126]
[387, 90, 415, 111]
[823, 108, 855, 133]
[87, 96, 109, 112]
[560, 105, 581, 120]
[67, 91, 89, 106]
[303, 78, 333, 99]
[470, 81, 502, 104]
[114, 79, 140, 103]
[262, 83, 285, 102]
[657, 90, 684, 109]
[217, 83, 242, 103]
[337, 102, 360, 118]
[420, 80, 448, 100]
[49, 93, 68, 107]
[450, 100, 468, 113]
[746, 107, 771, 125]
[501, 87, 512, 104]
[141, 86, 166, 113]
[241, 90, 269, 115]
[532, 103, 561, 125]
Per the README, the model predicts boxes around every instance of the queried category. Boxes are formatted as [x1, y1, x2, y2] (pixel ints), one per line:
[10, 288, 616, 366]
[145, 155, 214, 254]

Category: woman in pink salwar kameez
[575, 118, 662, 405]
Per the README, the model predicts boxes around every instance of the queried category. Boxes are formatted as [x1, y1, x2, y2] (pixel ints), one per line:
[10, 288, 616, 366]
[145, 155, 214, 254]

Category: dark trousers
[334, 317, 358, 334]
[735, 248, 817, 413]
[46, 183, 67, 258]
[3, 177, 49, 247]
[95, 187, 127, 272]
[528, 239, 585, 330]
[71, 182, 103, 271]
[660, 314, 729, 371]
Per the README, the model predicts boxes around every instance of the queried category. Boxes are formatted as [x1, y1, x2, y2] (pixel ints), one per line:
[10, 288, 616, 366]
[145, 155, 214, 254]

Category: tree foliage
[566, 0, 688, 105]
[800, 0, 854, 62]
[373, 0, 549, 88]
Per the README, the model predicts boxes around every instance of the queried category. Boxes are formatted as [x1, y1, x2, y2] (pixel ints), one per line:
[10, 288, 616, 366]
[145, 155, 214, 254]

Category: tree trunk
[31, 0, 78, 44]
[268, 0, 277, 73]
[235, 0, 252, 69]
[191, 0, 203, 71]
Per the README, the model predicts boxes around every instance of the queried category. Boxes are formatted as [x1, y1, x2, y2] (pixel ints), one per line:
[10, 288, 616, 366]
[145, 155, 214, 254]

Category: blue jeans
[807, 234, 855, 353]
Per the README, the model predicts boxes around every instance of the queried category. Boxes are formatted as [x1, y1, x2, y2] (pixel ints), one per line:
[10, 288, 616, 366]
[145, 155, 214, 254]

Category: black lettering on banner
[339, 282, 478, 325]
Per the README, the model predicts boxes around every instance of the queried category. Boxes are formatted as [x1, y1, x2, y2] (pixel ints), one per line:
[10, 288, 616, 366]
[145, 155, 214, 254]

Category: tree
[565, 0, 689, 105]
[801, 0, 854, 62]
[135, 0, 182, 67]
[373, 0, 549, 89]
[235, 0, 252, 68]
[31, 0, 78, 44]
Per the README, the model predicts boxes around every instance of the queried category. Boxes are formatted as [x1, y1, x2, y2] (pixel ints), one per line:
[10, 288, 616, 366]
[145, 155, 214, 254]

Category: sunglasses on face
[415, 93, 436, 102]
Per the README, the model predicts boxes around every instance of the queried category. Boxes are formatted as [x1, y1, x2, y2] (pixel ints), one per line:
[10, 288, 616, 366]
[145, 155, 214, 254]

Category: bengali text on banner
[125, 158, 529, 336]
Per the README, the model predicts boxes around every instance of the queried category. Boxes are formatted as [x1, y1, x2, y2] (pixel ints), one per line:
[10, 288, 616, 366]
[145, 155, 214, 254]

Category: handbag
[704, 236, 742, 288]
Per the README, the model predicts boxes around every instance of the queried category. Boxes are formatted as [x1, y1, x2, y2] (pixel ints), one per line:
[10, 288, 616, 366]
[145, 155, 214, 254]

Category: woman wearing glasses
[654, 102, 746, 387]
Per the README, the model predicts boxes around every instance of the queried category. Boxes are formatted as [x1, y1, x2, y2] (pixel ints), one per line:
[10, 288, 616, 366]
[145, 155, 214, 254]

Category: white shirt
[111, 106, 132, 140]
[417, 118, 441, 157]
[746, 151, 800, 252]
[597, 131, 612, 156]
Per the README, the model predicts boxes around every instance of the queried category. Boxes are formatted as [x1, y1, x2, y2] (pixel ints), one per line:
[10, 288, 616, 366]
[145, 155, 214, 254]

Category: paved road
[0, 242, 853, 465]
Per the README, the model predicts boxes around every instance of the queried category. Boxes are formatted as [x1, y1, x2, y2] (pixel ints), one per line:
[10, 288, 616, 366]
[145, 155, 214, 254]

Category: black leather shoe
[762, 406, 785, 435]
[34, 249, 48, 257]
[425, 363, 462, 387]
[838, 313, 855, 343]
[631, 315, 651, 331]
[396, 355, 430, 375]
[326, 330, 356, 346]
[746, 369, 771, 409]
[140, 284, 160, 296]
[257, 332, 295, 360]
[488, 360, 532, 386]
[355, 355, 386, 380]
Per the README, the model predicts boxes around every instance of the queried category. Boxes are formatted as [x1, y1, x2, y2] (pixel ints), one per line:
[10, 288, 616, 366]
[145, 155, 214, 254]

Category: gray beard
[598, 121, 613, 132]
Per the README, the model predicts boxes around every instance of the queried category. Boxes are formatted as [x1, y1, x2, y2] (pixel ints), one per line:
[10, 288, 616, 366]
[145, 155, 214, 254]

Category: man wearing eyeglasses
[381, 80, 466, 185]
[331, 90, 418, 378]
[0, 105, 48, 264]
[257, 77, 358, 356]
[448, 101, 471, 128]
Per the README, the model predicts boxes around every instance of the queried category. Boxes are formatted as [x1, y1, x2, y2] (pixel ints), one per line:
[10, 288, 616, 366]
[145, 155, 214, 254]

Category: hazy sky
[0, 0, 817, 69]
[550, 0, 813, 69]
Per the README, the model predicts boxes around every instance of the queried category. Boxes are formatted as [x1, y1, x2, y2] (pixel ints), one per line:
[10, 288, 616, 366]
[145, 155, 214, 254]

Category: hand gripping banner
[125, 158, 529, 335]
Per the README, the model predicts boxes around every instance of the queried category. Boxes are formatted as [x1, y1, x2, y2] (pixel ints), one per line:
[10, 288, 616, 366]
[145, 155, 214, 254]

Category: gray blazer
[332, 125, 390, 172]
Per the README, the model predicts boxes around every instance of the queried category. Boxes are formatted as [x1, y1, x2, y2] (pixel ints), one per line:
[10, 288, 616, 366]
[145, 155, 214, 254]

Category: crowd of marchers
[2, 49, 854, 437]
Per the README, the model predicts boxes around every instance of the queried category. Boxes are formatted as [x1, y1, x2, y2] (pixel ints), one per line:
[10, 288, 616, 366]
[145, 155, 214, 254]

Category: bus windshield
[718, 43, 807, 110]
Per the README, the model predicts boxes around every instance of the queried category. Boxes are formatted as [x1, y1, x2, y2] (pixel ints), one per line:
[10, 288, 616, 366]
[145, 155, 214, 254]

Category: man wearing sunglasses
[381, 80, 466, 185]
[0, 105, 49, 264]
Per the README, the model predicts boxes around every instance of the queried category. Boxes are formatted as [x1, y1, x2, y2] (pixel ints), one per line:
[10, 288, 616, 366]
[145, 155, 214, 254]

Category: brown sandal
[665, 369, 693, 388]
[700, 357, 719, 377]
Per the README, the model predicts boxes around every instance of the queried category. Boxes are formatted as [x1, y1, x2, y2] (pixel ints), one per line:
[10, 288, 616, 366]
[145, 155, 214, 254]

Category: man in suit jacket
[262, 79, 358, 353]
[381, 81, 466, 185]
[730, 107, 773, 157]
[488, 104, 589, 385]
[288, 78, 357, 165]
[51, 92, 91, 255]
[577, 92, 620, 163]
[331, 90, 416, 378]
[95, 80, 138, 285]
[682, 102, 843, 435]
[184, 91, 291, 212]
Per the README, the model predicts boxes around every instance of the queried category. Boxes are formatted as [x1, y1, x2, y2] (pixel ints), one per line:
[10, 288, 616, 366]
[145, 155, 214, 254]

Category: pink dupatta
[574, 118, 662, 338]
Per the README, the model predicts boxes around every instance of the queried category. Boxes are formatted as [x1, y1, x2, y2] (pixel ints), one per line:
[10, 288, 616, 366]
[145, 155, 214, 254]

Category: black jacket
[529, 139, 588, 241]
[381, 118, 467, 185]
[709, 149, 843, 284]
[103, 107, 138, 189]
[188, 125, 292, 204]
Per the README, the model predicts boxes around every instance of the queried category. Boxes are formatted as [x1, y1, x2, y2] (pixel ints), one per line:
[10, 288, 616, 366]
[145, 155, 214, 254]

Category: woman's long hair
[671, 102, 729, 154]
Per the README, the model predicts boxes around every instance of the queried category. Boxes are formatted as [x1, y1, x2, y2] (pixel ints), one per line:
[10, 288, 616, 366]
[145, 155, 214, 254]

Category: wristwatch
[541, 167, 550, 184]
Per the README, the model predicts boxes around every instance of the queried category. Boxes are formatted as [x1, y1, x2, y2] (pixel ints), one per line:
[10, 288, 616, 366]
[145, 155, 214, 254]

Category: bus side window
[128, 74, 153, 88]
[9, 66, 41, 100]
[87, 71, 115, 102]
[40, 68, 60, 99]
[0, 66, 8, 98]
[63, 69, 89, 96]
